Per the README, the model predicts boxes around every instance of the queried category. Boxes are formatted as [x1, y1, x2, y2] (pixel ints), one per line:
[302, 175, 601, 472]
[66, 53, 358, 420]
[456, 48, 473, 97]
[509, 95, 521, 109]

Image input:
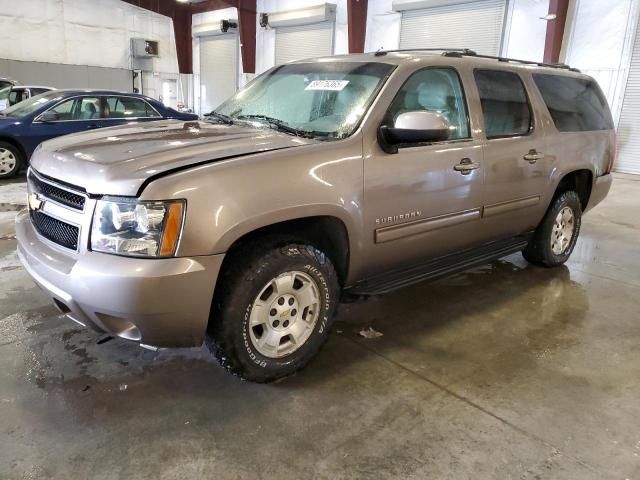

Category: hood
[30, 120, 317, 196]
[0, 116, 22, 126]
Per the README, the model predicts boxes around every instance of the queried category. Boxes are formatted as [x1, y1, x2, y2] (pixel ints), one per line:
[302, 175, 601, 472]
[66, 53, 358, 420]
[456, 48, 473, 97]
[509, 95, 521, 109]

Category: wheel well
[0, 137, 26, 161]
[555, 170, 592, 210]
[222, 216, 350, 286]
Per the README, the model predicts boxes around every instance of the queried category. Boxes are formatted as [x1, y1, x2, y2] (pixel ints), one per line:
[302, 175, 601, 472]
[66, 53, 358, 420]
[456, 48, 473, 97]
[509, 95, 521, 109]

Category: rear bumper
[585, 174, 612, 213]
[16, 210, 224, 348]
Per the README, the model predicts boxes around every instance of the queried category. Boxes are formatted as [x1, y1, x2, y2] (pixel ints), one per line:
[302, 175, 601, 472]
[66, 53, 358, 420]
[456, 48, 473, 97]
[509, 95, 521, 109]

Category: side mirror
[38, 110, 59, 122]
[378, 110, 451, 154]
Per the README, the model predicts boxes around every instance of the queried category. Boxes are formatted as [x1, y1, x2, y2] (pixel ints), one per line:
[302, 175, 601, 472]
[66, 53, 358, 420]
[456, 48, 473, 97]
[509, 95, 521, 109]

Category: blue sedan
[0, 90, 199, 178]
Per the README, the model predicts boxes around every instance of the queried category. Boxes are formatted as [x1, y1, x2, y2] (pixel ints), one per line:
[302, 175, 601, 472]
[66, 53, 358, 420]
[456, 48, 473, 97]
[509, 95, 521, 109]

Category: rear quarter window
[532, 74, 614, 132]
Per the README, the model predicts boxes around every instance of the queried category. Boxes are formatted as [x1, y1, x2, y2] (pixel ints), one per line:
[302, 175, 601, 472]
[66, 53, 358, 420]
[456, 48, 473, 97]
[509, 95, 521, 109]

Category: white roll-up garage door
[274, 22, 334, 65]
[616, 20, 640, 174]
[399, 0, 507, 55]
[199, 33, 238, 114]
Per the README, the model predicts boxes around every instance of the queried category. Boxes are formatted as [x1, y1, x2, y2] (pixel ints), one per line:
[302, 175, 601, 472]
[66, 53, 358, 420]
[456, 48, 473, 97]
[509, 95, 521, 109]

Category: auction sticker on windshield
[305, 80, 350, 91]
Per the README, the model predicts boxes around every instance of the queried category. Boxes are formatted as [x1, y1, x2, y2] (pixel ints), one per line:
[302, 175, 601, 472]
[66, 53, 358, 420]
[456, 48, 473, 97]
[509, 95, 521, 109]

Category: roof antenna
[375, 47, 386, 57]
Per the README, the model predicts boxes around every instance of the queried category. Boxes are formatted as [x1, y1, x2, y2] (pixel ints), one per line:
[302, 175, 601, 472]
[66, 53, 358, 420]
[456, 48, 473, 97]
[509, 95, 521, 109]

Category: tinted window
[106, 96, 160, 118]
[474, 70, 532, 138]
[386, 68, 469, 140]
[533, 74, 613, 132]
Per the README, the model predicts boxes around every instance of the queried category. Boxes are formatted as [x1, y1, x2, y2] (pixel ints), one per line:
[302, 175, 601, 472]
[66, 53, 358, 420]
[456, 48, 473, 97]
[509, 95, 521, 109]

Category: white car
[0, 85, 55, 111]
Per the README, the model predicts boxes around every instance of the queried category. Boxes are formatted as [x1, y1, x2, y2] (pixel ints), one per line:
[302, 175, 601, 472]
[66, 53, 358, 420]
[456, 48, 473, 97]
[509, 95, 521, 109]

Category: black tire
[0, 142, 23, 179]
[206, 241, 340, 382]
[523, 191, 582, 267]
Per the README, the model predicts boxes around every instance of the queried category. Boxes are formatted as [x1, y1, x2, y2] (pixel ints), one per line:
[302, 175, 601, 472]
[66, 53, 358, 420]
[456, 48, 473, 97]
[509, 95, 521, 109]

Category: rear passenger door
[474, 69, 552, 238]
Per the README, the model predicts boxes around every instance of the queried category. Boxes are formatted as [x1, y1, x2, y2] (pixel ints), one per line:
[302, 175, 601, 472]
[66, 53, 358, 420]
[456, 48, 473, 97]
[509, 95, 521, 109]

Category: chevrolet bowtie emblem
[28, 192, 44, 212]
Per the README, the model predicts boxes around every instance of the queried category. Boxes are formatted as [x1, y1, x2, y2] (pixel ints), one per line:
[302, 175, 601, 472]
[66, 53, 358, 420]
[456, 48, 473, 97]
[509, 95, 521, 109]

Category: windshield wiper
[204, 110, 234, 125]
[235, 114, 314, 138]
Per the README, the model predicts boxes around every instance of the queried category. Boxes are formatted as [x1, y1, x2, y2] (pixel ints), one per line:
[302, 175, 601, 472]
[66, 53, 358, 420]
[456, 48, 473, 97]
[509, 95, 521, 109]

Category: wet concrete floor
[0, 175, 639, 479]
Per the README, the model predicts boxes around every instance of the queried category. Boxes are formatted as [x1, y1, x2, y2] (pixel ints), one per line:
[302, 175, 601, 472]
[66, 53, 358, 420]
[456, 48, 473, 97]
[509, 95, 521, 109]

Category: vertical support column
[543, 0, 570, 64]
[347, 0, 368, 53]
[173, 3, 193, 74]
[237, 0, 257, 74]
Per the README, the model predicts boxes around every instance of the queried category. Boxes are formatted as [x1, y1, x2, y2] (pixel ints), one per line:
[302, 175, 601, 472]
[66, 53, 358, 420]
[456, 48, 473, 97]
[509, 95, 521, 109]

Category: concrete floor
[1, 175, 639, 480]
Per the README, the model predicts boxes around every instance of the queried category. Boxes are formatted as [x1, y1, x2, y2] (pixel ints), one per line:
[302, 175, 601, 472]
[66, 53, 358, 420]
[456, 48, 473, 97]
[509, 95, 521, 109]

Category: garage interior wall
[398, 0, 507, 55]
[364, 0, 549, 61]
[274, 21, 335, 65]
[256, 0, 349, 73]
[199, 33, 239, 114]
[192, 7, 243, 115]
[0, 0, 181, 99]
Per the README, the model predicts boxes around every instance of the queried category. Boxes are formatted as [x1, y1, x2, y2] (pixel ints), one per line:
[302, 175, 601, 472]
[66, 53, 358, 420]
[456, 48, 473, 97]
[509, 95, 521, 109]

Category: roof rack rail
[374, 48, 476, 57]
[373, 48, 580, 72]
[442, 50, 581, 72]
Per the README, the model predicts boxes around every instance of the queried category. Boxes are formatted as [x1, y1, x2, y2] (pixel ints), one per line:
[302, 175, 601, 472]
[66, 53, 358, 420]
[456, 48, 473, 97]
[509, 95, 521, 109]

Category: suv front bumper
[16, 210, 224, 348]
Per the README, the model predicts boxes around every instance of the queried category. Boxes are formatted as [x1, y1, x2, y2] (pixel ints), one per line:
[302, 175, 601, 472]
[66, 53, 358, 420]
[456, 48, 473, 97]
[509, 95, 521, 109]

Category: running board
[346, 236, 531, 296]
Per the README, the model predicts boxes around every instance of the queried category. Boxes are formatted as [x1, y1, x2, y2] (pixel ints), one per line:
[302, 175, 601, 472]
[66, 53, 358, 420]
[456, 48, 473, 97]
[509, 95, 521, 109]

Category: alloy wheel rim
[249, 271, 321, 358]
[551, 206, 575, 255]
[0, 148, 16, 175]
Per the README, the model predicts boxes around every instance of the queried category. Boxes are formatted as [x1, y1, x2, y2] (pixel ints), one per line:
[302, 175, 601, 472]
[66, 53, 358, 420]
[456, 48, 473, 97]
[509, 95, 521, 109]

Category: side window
[76, 97, 101, 120]
[532, 74, 613, 132]
[8, 90, 21, 104]
[106, 96, 159, 118]
[145, 102, 161, 117]
[106, 97, 123, 117]
[386, 68, 470, 140]
[474, 70, 532, 138]
[48, 98, 77, 120]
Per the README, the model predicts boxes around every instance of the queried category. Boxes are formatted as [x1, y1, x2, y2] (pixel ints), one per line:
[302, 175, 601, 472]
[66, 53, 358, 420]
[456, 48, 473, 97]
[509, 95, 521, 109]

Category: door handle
[454, 157, 480, 175]
[523, 149, 544, 164]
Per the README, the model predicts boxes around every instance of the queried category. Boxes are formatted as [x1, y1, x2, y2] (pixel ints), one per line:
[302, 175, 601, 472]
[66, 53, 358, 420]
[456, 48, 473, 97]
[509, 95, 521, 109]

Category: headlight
[91, 198, 185, 257]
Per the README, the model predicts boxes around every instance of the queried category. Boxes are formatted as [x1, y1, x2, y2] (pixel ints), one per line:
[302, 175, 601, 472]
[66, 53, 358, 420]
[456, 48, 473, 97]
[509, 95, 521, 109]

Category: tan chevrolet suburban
[16, 49, 615, 382]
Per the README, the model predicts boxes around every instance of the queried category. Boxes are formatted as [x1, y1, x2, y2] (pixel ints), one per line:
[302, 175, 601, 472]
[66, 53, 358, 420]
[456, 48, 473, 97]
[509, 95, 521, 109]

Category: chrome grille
[29, 210, 79, 250]
[28, 170, 86, 211]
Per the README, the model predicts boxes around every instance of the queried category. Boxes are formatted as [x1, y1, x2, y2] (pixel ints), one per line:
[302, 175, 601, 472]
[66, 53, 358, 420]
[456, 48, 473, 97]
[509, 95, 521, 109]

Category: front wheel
[0, 142, 23, 179]
[206, 242, 340, 382]
[523, 191, 582, 267]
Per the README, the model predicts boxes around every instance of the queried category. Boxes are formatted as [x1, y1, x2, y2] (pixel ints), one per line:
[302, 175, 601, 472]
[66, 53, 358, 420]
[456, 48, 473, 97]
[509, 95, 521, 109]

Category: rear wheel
[0, 142, 22, 179]
[523, 191, 582, 267]
[206, 241, 340, 382]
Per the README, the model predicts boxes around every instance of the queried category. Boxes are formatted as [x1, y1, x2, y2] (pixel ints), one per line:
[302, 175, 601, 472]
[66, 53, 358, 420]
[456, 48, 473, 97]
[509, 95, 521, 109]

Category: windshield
[0, 87, 10, 101]
[215, 62, 394, 139]
[2, 90, 62, 117]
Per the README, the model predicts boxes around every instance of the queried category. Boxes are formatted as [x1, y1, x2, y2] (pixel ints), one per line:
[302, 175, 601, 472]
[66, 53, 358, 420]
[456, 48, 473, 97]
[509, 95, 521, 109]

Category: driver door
[25, 96, 103, 157]
[362, 67, 488, 277]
